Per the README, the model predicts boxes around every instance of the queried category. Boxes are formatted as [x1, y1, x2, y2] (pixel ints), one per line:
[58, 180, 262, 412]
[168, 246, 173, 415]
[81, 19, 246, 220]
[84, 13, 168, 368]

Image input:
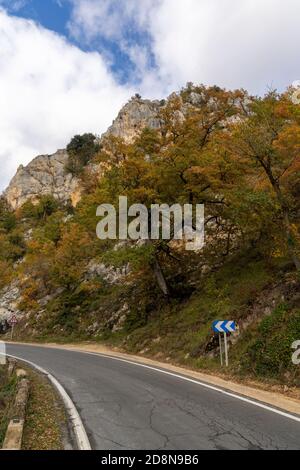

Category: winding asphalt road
[5, 343, 300, 450]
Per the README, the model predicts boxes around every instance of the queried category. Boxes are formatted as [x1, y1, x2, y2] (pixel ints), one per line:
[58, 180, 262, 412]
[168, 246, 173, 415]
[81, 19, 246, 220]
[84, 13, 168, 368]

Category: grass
[105, 254, 275, 363]
[0, 365, 17, 447]
[21, 365, 68, 450]
[233, 304, 300, 385]
[10, 251, 300, 389]
[0, 362, 68, 450]
[98, 254, 300, 387]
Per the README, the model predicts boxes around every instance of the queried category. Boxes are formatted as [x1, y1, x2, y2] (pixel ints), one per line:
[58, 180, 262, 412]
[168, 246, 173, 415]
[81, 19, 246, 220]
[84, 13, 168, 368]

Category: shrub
[241, 304, 300, 379]
[66, 134, 100, 175]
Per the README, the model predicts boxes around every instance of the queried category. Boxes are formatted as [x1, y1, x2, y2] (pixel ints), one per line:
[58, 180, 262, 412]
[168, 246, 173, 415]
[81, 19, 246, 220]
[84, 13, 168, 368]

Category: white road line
[3, 353, 92, 451]
[69, 349, 300, 424]
[6, 344, 300, 425]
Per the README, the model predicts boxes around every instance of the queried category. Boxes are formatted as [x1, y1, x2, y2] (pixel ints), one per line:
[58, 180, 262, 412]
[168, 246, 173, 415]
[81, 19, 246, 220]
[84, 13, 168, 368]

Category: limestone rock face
[86, 260, 131, 285]
[4, 97, 164, 209]
[103, 96, 163, 143]
[0, 282, 21, 322]
[5, 90, 239, 210]
[5, 150, 80, 210]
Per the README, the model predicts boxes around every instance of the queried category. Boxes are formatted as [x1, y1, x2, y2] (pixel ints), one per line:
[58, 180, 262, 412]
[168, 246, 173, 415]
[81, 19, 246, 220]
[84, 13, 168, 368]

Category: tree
[229, 92, 300, 270]
[19, 239, 55, 295]
[0, 197, 16, 232]
[52, 224, 93, 290]
[66, 133, 100, 175]
[35, 195, 59, 220]
[87, 87, 250, 297]
[0, 260, 13, 290]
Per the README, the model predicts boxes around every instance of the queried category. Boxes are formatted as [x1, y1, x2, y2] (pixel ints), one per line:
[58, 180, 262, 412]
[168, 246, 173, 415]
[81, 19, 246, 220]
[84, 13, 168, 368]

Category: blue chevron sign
[213, 320, 236, 334]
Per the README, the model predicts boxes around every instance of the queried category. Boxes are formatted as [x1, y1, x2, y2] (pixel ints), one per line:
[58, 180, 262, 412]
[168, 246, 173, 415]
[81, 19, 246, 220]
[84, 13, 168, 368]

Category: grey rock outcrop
[3, 94, 182, 209]
[0, 282, 21, 321]
[4, 97, 163, 209]
[3, 87, 246, 211]
[86, 261, 131, 285]
[4, 150, 80, 210]
[103, 95, 163, 143]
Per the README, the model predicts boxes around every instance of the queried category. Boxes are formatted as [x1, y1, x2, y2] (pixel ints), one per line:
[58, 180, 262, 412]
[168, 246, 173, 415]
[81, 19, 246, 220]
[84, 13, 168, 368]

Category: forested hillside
[1, 84, 300, 387]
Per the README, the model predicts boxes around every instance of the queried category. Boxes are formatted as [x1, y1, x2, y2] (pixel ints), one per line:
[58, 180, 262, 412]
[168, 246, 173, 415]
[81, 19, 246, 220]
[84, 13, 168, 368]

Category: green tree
[35, 195, 59, 220]
[66, 133, 100, 175]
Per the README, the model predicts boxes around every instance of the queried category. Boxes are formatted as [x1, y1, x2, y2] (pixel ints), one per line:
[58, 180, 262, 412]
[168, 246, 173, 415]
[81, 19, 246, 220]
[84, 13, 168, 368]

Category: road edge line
[72, 350, 300, 423]
[6, 342, 300, 421]
[5, 354, 91, 451]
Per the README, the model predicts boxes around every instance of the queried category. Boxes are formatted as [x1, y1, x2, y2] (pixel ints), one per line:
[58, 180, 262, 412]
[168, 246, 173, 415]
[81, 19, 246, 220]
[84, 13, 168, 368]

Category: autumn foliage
[0, 84, 299, 347]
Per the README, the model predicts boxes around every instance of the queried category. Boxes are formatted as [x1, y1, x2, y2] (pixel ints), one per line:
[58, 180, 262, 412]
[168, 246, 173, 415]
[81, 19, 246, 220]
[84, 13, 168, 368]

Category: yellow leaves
[53, 223, 93, 288]
[273, 124, 300, 180]
[19, 224, 93, 293]
[274, 101, 290, 119]
[0, 260, 13, 290]
[26, 238, 55, 255]
[184, 165, 211, 189]
[291, 223, 300, 242]
[56, 223, 91, 255]
[271, 248, 285, 258]
[17, 280, 40, 312]
[79, 279, 102, 294]
[98, 135, 139, 172]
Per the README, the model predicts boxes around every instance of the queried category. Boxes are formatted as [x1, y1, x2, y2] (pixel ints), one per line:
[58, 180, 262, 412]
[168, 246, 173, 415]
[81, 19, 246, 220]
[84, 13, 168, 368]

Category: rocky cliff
[102, 95, 163, 143]
[4, 96, 164, 209]
[4, 150, 80, 210]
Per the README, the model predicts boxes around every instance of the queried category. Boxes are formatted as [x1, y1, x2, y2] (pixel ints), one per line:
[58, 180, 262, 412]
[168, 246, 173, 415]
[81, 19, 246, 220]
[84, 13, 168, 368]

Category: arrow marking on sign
[212, 321, 236, 334]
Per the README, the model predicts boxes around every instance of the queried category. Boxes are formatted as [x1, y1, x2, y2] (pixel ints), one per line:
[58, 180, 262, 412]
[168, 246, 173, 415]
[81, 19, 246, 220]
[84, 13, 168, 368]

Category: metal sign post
[218, 333, 223, 366]
[212, 321, 236, 367]
[8, 315, 18, 340]
[224, 332, 229, 367]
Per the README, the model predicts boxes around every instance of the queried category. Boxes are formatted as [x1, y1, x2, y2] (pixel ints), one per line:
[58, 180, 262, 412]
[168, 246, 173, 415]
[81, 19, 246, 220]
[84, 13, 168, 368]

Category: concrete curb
[2, 366, 30, 450]
[4, 355, 91, 451]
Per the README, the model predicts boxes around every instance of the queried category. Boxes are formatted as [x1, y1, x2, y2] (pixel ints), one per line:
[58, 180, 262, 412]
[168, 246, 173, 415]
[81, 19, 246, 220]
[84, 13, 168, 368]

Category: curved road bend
[5, 343, 300, 450]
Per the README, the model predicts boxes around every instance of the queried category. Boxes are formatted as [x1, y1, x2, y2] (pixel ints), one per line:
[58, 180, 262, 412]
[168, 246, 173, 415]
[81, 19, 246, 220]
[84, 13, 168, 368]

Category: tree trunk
[282, 209, 300, 271]
[267, 172, 300, 271]
[151, 256, 170, 297]
[145, 221, 171, 297]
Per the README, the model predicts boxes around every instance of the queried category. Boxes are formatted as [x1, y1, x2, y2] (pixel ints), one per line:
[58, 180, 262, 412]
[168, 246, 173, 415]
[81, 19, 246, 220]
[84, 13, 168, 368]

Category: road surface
[5, 343, 300, 450]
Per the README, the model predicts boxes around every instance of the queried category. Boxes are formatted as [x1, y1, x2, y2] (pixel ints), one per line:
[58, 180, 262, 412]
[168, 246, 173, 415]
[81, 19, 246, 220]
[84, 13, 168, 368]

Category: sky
[0, 0, 300, 191]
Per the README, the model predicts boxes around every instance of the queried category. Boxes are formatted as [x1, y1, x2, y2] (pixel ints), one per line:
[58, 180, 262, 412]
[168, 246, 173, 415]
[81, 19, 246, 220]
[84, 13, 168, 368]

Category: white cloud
[69, 0, 300, 96]
[148, 0, 300, 94]
[0, 1, 28, 12]
[1, 1, 300, 191]
[67, 0, 158, 43]
[67, 0, 160, 89]
[0, 9, 133, 191]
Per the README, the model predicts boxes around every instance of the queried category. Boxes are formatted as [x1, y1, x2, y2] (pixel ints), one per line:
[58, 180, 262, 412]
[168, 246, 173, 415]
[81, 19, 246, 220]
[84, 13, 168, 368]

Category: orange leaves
[17, 280, 40, 312]
[0, 260, 13, 290]
[53, 223, 93, 289]
[273, 124, 300, 180]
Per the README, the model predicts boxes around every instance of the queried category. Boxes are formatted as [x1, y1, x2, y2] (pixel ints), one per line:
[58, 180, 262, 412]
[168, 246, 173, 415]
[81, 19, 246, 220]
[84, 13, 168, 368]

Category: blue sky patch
[1, 0, 71, 36]
[0, 0, 155, 85]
